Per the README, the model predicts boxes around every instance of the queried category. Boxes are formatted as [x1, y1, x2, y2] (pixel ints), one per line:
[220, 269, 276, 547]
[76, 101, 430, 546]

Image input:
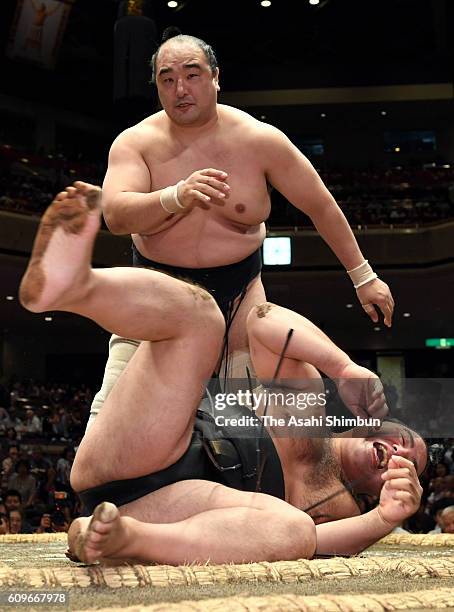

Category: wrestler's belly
[133, 215, 266, 268]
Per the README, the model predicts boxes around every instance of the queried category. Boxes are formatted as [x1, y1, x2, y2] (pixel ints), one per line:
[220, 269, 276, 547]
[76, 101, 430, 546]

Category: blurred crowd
[0, 379, 91, 535]
[325, 166, 454, 226]
[0, 377, 453, 536]
[0, 143, 104, 217]
[1, 143, 454, 228]
[267, 165, 454, 228]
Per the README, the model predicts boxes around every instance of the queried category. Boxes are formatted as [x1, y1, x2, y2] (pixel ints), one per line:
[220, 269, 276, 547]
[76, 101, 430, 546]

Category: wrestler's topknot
[150, 30, 218, 83]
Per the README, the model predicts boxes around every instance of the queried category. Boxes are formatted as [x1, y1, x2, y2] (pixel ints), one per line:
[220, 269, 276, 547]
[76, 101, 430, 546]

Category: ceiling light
[346, 303, 353, 309]
[380, 110, 387, 116]
[374, 326, 381, 331]
[309, 0, 320, 5]
[320, 112, 326, 118]
[45, 316, 53, 322]
[261, 0, 272, 6]
[394, 147, 400, 153]
[6, 296, 14, 301]
[403, 312, 411, 318]
[168, 1, 178, 7]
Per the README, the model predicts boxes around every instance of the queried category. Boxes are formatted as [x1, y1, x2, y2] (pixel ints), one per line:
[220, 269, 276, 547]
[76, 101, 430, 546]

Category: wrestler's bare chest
[135, 133, 271, 266]
[149, 140, 270, 224]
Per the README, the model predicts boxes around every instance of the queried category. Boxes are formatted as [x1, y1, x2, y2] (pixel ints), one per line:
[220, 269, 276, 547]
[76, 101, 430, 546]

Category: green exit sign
[425, 338, 454, 349]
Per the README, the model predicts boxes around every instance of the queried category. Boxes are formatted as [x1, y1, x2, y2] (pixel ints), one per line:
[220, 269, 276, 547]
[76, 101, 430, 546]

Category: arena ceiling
[0, 0, 452, 118]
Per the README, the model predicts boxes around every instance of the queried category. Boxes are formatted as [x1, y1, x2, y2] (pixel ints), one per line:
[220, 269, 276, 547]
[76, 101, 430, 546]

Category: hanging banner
[7, 0, 75, 70]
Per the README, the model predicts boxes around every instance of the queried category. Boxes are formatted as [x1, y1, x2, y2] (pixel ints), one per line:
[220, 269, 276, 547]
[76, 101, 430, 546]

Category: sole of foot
[19, 185, 101, 313]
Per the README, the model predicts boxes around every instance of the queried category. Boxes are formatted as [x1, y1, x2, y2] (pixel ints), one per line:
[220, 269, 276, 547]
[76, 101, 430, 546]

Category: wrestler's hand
[377, 456, 423, 527]
[356, 278, 394, 328]
[178, 168, 230, 209]
[336, 363, 388, 421]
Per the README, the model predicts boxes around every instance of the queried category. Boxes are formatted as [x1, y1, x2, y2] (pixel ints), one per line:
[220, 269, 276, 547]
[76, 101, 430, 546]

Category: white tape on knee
[347, 260, 378, 289]
[160, 181, 186, 214]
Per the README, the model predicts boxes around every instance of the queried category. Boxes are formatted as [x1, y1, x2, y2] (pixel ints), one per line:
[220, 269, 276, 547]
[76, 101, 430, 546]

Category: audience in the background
[1, 142, 453, 227]
[0, 379, 92, 533]
[440, 506, 454, 534]
[21, 407, 42, 435]
[1, 444, 19, 489]
[0, 501, 8, 535]
[7, 459, 36, 508]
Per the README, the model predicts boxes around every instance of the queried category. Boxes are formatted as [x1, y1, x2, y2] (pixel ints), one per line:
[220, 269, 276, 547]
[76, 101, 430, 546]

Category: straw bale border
[1, 557, 453, 589]
[78, 587, 454, 611]
[0, 533, 67, 543]
[378, 533, 454, 547]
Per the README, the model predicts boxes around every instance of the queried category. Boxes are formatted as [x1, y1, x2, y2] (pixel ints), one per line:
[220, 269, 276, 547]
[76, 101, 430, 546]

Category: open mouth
[373, 441, 390, 469]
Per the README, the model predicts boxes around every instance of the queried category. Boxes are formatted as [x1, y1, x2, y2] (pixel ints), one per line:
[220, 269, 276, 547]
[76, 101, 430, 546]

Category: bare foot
[19, 182, 102, 313]
[336, 362, 388, 421]
[70, 502, 136, 565]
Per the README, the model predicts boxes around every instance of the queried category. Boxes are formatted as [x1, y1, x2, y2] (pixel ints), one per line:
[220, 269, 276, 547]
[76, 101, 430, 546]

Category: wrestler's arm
[102, 132, 172, 235]
[261, 126, 394, 327]
[315, 456, 422, 555]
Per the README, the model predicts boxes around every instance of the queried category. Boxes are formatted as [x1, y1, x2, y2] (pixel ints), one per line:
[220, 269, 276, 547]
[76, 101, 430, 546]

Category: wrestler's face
[156, 41, 219, 127]
[340, 422, 427, 497]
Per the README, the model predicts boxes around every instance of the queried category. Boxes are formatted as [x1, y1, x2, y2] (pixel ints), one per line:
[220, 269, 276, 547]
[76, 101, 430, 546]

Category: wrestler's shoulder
[112, 112, 167, 147]
[219, 105, 284, 140]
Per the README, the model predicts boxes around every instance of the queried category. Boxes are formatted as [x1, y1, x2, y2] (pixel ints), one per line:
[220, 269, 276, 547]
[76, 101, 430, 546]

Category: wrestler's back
[133, 105, 270, 268]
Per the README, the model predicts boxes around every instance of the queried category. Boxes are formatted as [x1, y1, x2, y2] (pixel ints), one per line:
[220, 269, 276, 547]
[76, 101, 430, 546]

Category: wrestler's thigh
[228, 275, 266, 352]
[118, 479, 297, 524]
[72, 320, 224, 489]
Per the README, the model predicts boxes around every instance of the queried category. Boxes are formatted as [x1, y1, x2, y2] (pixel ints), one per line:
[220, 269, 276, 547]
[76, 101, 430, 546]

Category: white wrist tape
[347, 260, 378, 289]
[160, 181, 185, 214]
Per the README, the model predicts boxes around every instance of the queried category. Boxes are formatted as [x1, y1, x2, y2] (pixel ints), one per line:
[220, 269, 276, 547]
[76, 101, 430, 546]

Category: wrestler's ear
[213, 68, 220, 91]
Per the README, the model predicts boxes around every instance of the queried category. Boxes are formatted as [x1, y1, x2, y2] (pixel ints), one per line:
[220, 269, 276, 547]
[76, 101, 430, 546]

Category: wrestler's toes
[86, 528, 104, 544]
[94, 501, 118, 523]
[90, 520, 112, 536]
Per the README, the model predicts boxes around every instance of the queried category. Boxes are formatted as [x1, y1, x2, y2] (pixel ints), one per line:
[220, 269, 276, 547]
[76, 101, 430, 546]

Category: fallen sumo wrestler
[19, 183, 427, 566]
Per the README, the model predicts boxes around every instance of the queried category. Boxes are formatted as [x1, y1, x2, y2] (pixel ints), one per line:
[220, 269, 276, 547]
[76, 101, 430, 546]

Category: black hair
[150, 28, 218, 84]
[4, 489, 21, 502]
